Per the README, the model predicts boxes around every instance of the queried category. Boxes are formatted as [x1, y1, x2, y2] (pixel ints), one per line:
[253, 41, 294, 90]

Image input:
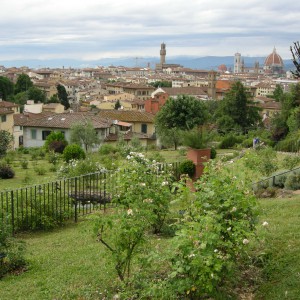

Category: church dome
[218, 64, 227, 72]
[264, 47, 284, 67]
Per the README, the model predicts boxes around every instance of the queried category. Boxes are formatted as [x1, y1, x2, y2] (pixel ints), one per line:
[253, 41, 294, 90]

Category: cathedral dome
[264, 47, 284, 67]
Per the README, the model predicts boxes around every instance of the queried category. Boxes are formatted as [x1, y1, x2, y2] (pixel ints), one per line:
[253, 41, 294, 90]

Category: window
[1, 115, 6, 122]
[31, 129, 37, 139]
[141, 124, 147, 134]
[42, 130, 52, 140]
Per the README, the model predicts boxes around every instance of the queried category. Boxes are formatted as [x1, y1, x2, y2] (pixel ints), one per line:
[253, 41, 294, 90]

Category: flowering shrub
[94, 152, 174, 283]
[57, 158, 106, 178]
[163, 161, 258, 297]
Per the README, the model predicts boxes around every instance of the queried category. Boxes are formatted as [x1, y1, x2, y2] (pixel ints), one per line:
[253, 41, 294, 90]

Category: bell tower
[207, 70, 217, 99]
[160, 43, 166, 65]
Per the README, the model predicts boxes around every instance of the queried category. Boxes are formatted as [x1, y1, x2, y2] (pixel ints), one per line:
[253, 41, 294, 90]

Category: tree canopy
[14, 74, 33, 94]
[155, 95, 208, 149]
[56, 84, 70, 109]
[27, 86, 47, 103]
[155, 95, 208, 131]
[70, 121, 100, 152]
[216, 81, 261, 133]
[0, 76, 14, 100]
[0, 130, 13, 158]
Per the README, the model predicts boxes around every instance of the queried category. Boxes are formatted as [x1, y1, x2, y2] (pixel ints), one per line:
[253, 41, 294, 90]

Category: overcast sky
[0, 0, 299, 63]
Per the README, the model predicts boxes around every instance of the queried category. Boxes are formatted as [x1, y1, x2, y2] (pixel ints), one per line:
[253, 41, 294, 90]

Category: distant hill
[0, 56, 294, 71]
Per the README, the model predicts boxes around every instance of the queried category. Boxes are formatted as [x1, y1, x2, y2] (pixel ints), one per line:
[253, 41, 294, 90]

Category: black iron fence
[0, 162, 180, 234]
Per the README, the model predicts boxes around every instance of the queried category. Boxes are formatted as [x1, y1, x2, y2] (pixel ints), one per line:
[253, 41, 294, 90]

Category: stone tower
[160, 43, 166, 65]
[234, 52, 242, 73]
[207, 70, 217, 99]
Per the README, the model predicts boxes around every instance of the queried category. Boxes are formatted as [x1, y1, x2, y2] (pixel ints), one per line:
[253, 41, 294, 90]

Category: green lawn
[253, 196, 300, 299]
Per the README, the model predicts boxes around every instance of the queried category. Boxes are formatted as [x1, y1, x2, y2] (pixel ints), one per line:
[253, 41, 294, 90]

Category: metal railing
[252, 165, 300, 190]
[0, 162, 180, 234]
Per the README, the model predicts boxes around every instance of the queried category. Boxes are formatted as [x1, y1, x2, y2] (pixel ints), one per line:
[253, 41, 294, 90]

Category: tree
[27, 86, 47, 103]
[56, 84, 69, 109]
[0, 76, 14, 100]
[155, 95, 208, 149]
[150, 80, 172, 88]
[15, 74, 33, 94]
[290, 41, 300, 78]
[70, 121, 100, 152]
[48, 94, 59, 103]
[44, 131, 68, 153]
[0, 130, 13, 158]
[272, 84, 284, 102]
[114, 100, 121, 110]
[216, 81, 261, 133]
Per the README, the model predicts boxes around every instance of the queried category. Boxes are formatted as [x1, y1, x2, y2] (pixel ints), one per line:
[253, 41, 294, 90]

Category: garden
[1, 137, 300, 298]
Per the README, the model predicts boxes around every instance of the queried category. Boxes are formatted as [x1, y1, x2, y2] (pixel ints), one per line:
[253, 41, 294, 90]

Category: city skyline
[1, 0, 300, 63]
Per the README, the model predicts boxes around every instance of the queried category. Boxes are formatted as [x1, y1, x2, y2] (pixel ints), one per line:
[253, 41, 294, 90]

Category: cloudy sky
[0, 0, 299, 63]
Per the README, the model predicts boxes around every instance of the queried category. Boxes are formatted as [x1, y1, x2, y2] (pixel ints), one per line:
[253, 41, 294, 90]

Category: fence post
[74, 177, 78, 223]
[10, 191, 14, 236]
[272, 176, 275, 187]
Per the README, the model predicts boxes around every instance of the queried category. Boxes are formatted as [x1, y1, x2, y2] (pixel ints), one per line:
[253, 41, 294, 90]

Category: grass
[253, 196, 300, 299]
[0, 153, 57, 191]
[0, 216, 116, 300]
[1, 196, 300, 299]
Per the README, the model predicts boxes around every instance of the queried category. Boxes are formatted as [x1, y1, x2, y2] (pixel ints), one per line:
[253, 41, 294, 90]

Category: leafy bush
[48, 151, 61, 165]
[0, 163, 15, 179]
[20, 160, 28, 169]
[34, 166, 46, 176]
[57, 158, 106, 178]
[0, 219, 26, 278]
[210, 146, 217, 159]
[285, 172, 300, 190]
[163, 162, 258, 298]
[99, 144, 119, 155]
[62, 144, 86, 162]
[219, 134, 243, 149]
[44, 131, 68, 153]
[94, 152, 174, 284]
[282, 155, 300, 170]
[178, 159, 195, 178]
[48, 140, 68, 154]
[275, 135, 300, 152]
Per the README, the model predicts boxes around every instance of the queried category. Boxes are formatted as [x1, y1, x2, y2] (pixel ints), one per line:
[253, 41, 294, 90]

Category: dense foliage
[0, 220, 26, 279]
[216, 81, 261, 134]
[62, 144, 86, 162]
[0, 131, 13, 158]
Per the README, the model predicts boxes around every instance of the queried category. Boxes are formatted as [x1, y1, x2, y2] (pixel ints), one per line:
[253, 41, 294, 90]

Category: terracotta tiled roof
[0, 100, 18, 108]
[15, 112, 112, 129]
[98, 110, 154, 123]
[14, 112, 51, 126]
[161, 87, 207, 96]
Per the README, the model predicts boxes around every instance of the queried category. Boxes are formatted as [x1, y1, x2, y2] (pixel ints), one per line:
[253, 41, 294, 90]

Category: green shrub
[275, 136, 300, 152]
[178, 159, 195, 178]
[20, 160, 28, 169]
[99, 144, 118, 155]
[282, 155, 300, 170]
[210, 147, 217, 159]
[219, 134, 243, 149]
[285, 172, 300, 190]
[34, 166, 46, 176]
[63, 144, 86, 162]
[48, 140, 68, 153]
[0, 219, 26, 278]
[44, 131, 68, 153]
[48, 151, 61, 165]
[0, 163, 15, 179]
